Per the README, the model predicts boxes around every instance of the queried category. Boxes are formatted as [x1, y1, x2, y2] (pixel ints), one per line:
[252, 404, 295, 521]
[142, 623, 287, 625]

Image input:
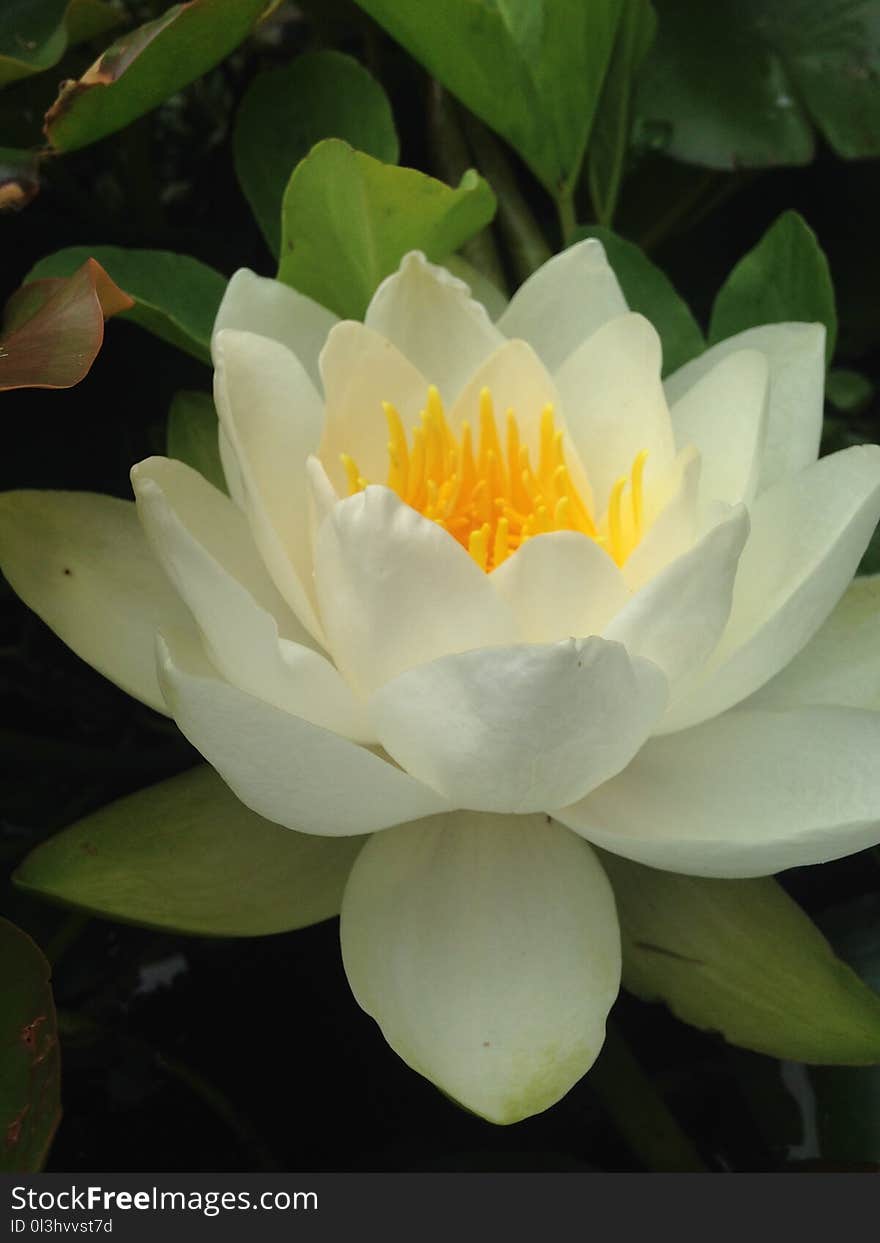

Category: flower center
[341, 386, 647, 572]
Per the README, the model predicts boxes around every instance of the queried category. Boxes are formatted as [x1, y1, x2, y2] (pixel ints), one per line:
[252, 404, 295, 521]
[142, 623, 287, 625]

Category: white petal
[340, 811, 621, 1123]
[750, 574, 880, 711]
[556, 706, 880, 877]
[663, 445, 880, 732]
[314, 485, 518, 696]
[497, 239, 629, 374]
[370, 637, 668, 812]
[0, 491, 192, 714]
[665, 323, 825, 494]
[157, 628, 451, 836]
[448, 338, 559, 440]
[132, 457, 373, 741]
[364, 251, 504, 402]
[213, 329, 324, 639]
[491, 532, 629, 643]
[212, 268, 338, 389]
[670, 349, 769, 505]
[317, 320, 431, 494]
[441, 254, 508, 320]
[218, 426, 245, 508]
[621, 446, 701, 590]
[555, 313, 675, 507]
[604, 505, 749, 683]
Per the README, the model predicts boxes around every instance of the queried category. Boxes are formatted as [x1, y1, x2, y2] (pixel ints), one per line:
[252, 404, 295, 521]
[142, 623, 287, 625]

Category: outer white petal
[490, 532, 629, 643]
[496, 239, 629, 374]
[314, 486, 518, 696]
[621, 446, 701, 590]
[663, 445, 880, 732]
[340, 811, 621, 1124]
[665, 323, 825, 494]
[604, 505, 749, 683]
[750, 574, 880, 711]
[317, 320, 431, 494]
[0, 491, 192, 714]
[370, 637, 668, 812]
[213, 329, 324, 639]
[555, 706, 880, 877]
[218, 427, 245, 508]
[441, 254, 508, 321]
[157, 628, 451, 836]
[555, 313, 675, 506]
[131, 457, 374, 742]
[670, 349, 769, 505]
[364, 251, 504, 402]
[211, 268, 338, 388]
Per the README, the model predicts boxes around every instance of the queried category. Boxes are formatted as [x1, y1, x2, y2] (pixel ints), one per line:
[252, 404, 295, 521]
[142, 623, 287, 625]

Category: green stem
[555, 187, 578, 248]
[591, 1023, 709, 1172]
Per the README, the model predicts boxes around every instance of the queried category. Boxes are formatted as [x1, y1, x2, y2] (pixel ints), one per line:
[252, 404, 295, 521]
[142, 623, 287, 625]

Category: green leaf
[588, 0, 656, 226]
[601, 852, 880, 1064]
[354, 0, 624, 198]
[43, 0, 267, 153]
[28, 245, 226, 364]
[0, 918, 61, 1173]
[278, 139, 496, 319]
[709, 210, 837, 362]
[0, 146, 41, 210]
[636, 0, 880, 169]
[826, 368, 875, 415]
[573, 225, 704, 374]
[166, 390, 226, 493]
[14, 765, 364, 938]
[0, 0, 70, 87]
[234, 50, 399, 258]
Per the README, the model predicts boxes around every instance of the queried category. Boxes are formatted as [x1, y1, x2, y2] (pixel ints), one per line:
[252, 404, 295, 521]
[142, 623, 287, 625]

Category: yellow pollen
[341, 385, 648, 571]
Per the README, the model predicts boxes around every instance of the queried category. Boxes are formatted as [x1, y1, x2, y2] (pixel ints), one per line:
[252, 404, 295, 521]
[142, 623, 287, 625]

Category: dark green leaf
[602, 852, 880, 1063]
[234, 50, 399, 257]
[354, 0, 624, 197]
[0, 918, 61, 1172]
[14, 765, 364, 937]
[573, 225, 704, 374]
[166, 390, 226, 493]
[28, 246, 226, 363]
[826, 368, 875, 414]
[43, 0, 267, 153]
[709, 210, 837, 362]
[277, 139, 496, 319]
[0, 1, 70, 87]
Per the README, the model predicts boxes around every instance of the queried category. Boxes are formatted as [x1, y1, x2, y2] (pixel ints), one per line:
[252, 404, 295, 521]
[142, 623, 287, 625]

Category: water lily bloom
[5, 241, 880, 1123]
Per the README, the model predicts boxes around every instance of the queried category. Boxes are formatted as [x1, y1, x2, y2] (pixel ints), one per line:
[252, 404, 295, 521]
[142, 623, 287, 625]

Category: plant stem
[590, 1022, 709, 1172]
[555, 188, 578, 248]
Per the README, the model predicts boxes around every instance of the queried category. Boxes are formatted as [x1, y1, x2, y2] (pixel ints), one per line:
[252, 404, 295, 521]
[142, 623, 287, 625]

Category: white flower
[4, 241, 880, 1123]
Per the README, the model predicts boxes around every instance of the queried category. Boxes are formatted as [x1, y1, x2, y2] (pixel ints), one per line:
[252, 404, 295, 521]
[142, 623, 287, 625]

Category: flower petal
[555, 313, 675, 506]
[212, 268, 338, 388]
[604, 505, 749, 683]
[370, 637, 668, 812]
[0, 490, 192, 713]
[314, 485, 518, 695]
[213, 328, 324, 639]
[132, 457, 374, 741]
[157, 628, 451, 836]
[665, 323, 825, 494]
[340, 811, 621, 1124]
[670, 348, 769, 505]
[663, 445, 880, 732]
[490, 532, 629, 643]
[555, 706, 880, 877]
[621, 446, 701, 590]
[364, 251, 504, 402]
[750, 574, 880, 711]
[496, 239, 628, 374]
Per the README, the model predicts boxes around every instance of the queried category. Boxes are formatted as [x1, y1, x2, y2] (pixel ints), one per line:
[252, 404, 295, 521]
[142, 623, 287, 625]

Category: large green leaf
[234, 50, 399, 258]
[166, 390, 226, 492]
[573, 225, 704, 374]
[277, 139, 496, 319]
[637, 0, 880, 169]
[354, 0, 624, 198]
[0, 0, 118, 88]
[14, 765, 364, 937]
[588, 0, 656, 226]
[0, 918, 61, 1173]
[709, 210, 837, 362]
[43, 0, 267, 153]
[28, 246, 226, 364]
[602, 852, 880, 1064]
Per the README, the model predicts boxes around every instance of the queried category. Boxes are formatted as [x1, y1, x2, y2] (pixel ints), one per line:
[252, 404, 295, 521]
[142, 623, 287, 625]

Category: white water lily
[4, 240, 880, 1123]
